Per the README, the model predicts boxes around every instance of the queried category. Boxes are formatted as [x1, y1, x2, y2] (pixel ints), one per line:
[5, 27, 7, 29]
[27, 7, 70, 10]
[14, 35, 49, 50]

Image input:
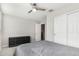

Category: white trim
[66, 9, 79, 15]
[66, 14, 68, 46]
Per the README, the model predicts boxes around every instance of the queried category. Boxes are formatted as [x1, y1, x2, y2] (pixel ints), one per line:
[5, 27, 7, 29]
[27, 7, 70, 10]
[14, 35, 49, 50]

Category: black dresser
[9, 36, 31, 47]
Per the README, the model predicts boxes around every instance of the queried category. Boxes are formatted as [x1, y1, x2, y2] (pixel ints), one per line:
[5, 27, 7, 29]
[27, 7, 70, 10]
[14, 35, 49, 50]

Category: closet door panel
[68, 33, 79, 47]
[76, 13, 79, 45]
[68, 14, 77, 33]
[77, 14, 79, 33]
[54, 14, 67, 45]
[54, 33, 67, 44]
[54, 15, 66, 33]
[68, 33, 77, 46]
[0, 12, 1, 51]
[68, 12, 79, 48]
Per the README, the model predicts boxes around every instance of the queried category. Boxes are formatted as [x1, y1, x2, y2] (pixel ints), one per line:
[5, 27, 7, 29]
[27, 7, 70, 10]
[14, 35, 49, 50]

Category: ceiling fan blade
[28, 10, 32, 13]
[35, 7, 46, 11]
[30, 3, 37, 6]
[38, 8, 46, 11]
[48, 9, 53, 12]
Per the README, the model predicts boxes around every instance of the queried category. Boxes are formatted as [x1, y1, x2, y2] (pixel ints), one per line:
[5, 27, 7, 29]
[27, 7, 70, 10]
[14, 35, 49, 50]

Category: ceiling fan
[28, 3, 53, 13]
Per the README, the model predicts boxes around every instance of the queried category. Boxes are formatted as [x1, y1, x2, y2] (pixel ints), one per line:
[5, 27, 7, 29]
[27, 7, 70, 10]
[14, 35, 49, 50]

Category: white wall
[2, 14, 36, 47]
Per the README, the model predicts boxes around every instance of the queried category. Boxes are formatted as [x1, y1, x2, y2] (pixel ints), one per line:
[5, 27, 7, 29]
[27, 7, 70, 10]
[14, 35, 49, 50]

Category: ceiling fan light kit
[32, 8, 37, 12]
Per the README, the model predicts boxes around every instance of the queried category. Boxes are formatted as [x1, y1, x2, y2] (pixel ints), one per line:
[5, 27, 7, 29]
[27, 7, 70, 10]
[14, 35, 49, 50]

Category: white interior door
[35, 24, 41, 41]
[54, 14, 67, 45]
[68, 12, 79, 48]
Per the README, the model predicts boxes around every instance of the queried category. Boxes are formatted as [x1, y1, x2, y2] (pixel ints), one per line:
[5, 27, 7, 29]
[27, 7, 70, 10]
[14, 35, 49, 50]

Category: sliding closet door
[54, 14, 67, 45]
[68, 12, 79, 48]
[0, 12, 2, 51]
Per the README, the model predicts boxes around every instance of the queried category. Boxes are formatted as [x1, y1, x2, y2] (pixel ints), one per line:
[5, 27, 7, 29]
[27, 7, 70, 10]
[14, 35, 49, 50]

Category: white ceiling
[1, 3, 79, 21]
